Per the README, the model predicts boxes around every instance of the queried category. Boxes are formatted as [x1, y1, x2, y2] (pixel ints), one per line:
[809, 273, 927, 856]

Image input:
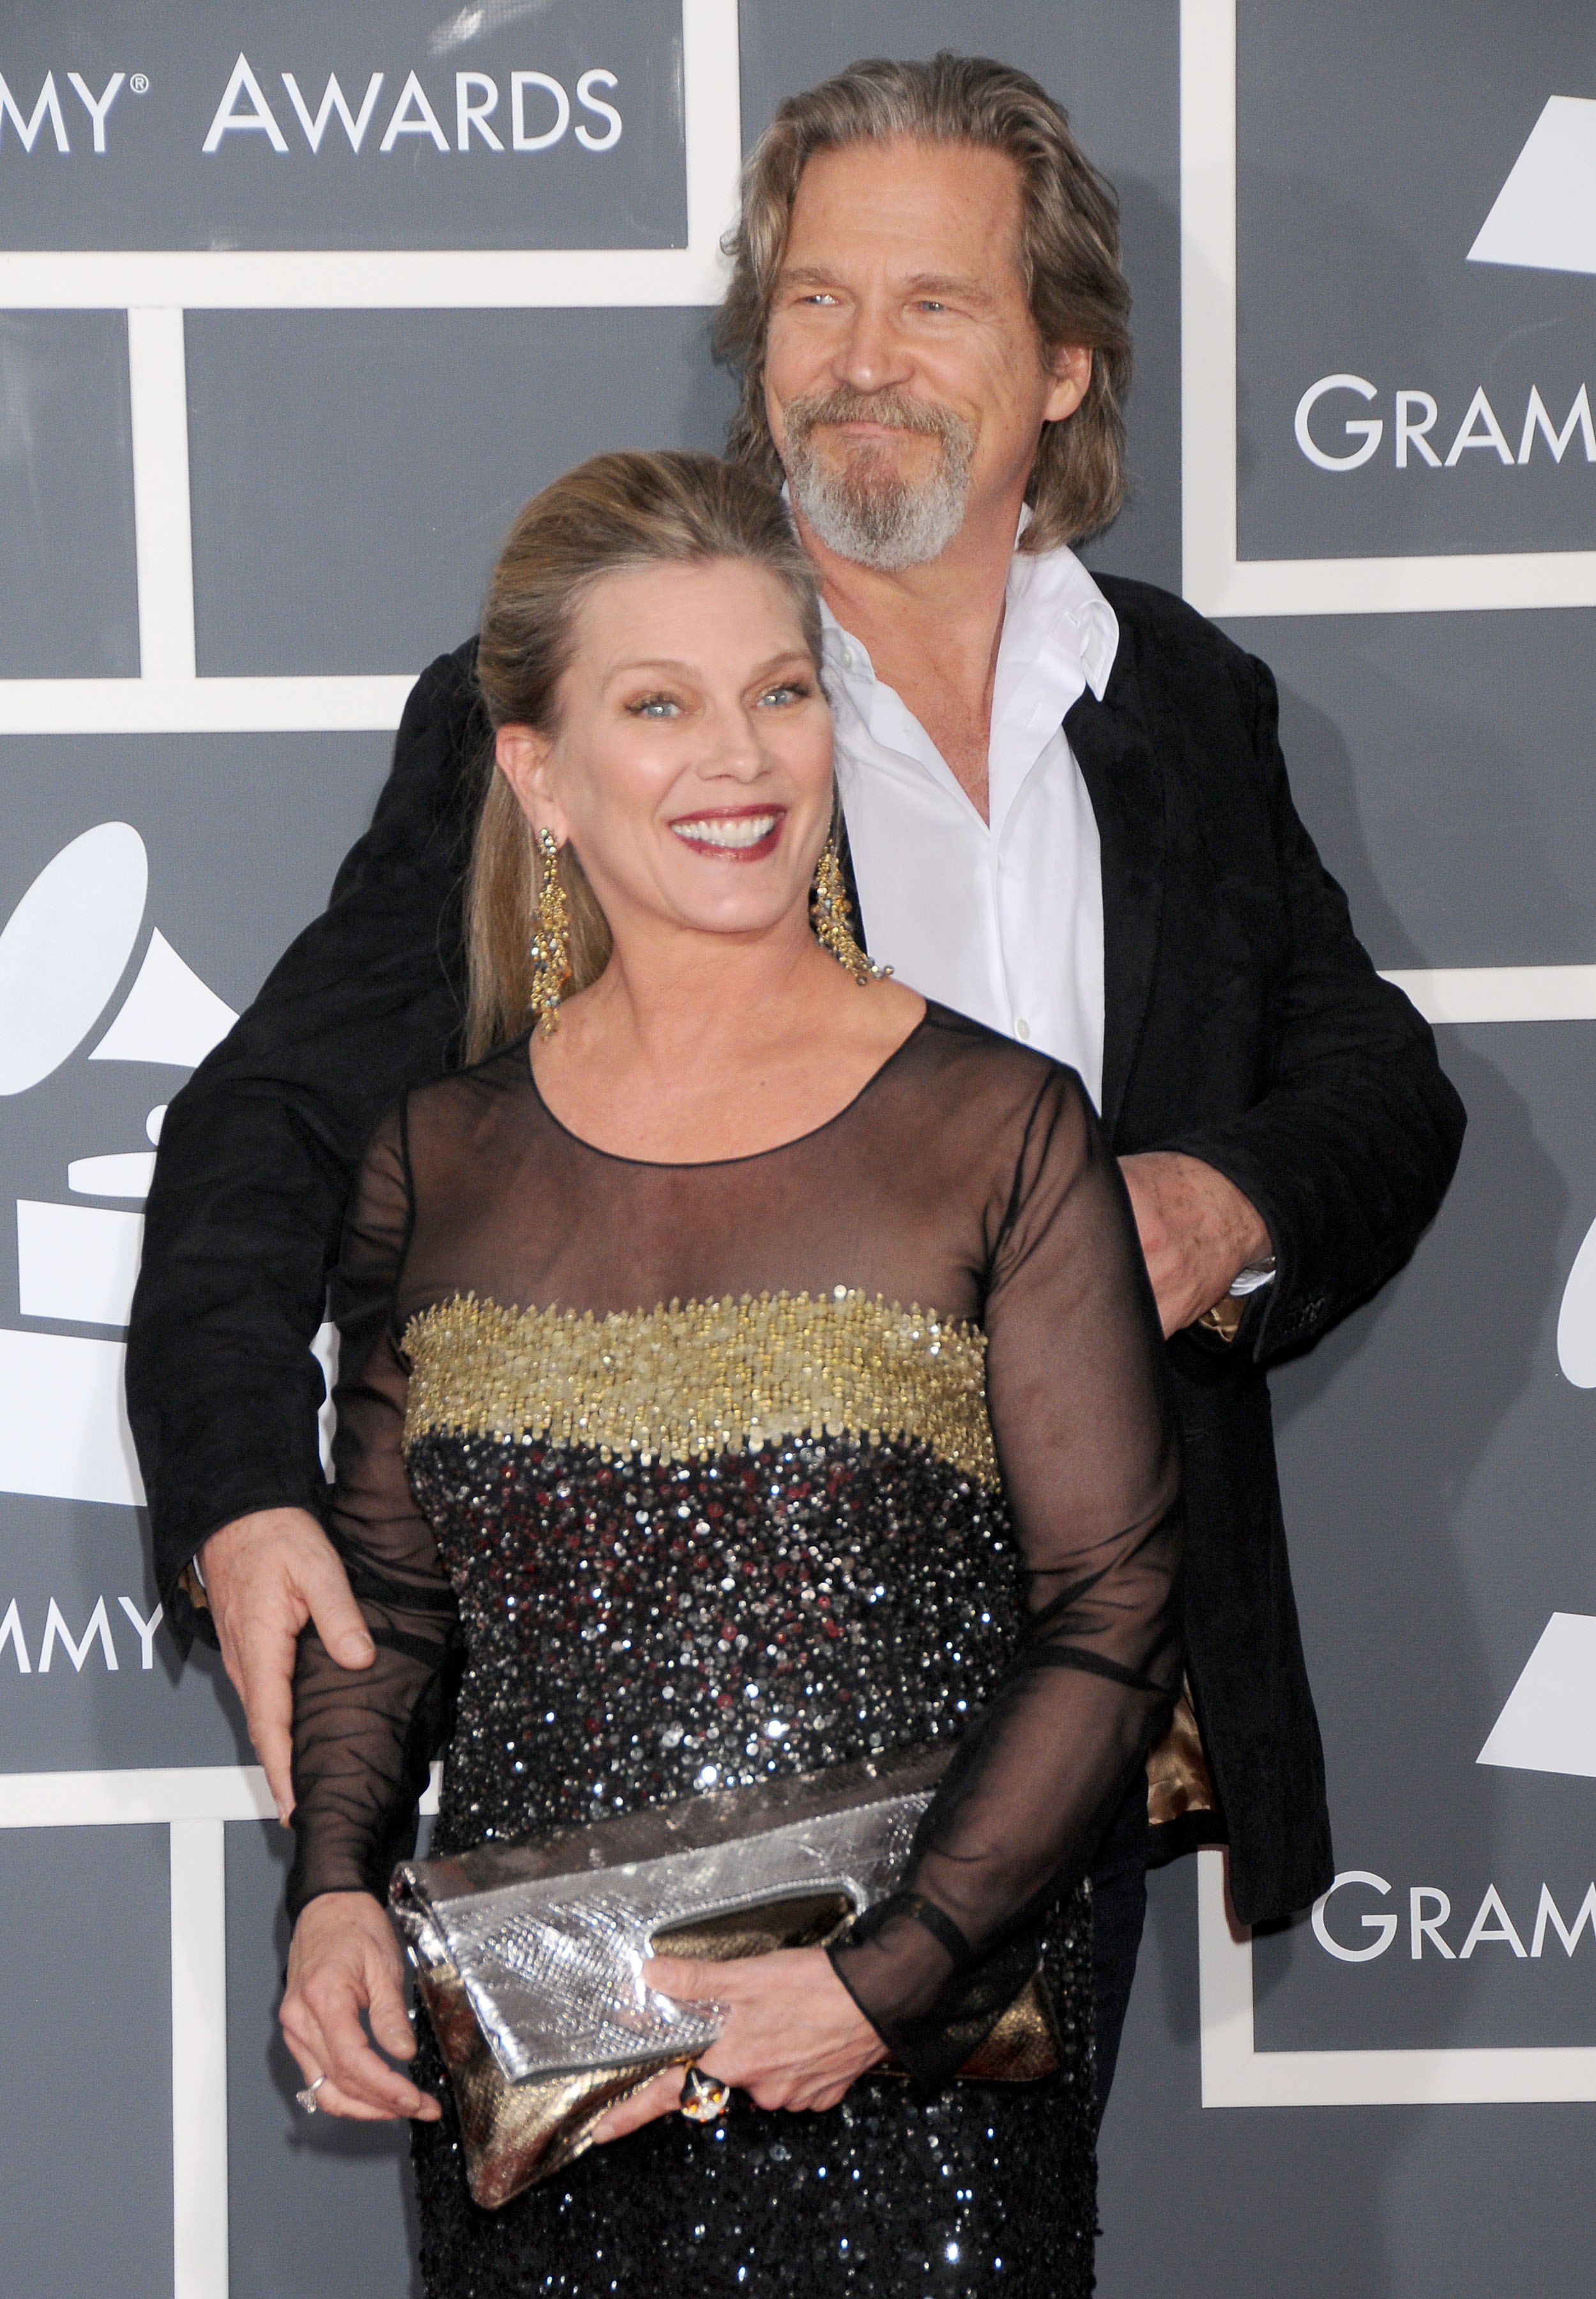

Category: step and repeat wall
[1, 3, 1591, 2294]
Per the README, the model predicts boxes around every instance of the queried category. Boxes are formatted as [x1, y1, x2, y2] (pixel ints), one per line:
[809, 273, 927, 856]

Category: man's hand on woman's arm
[200, 1508, 374, 1823]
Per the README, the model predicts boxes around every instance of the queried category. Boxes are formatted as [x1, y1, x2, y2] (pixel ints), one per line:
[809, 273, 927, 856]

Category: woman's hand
[280, 1891, 442, 2123]
[591, 1947, 887, 2143]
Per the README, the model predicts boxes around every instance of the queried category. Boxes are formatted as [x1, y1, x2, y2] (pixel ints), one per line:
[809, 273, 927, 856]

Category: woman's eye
[627, 694, 681, 718]
[757, 682, 809, 708]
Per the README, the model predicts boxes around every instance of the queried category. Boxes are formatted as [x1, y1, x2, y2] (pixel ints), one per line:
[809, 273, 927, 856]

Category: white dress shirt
[826, 532, 1276, 1303]
[826, 532, 1116, 1109]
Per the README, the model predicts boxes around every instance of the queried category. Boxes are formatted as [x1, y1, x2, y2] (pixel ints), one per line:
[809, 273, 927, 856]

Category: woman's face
[496, 557, 833, 956]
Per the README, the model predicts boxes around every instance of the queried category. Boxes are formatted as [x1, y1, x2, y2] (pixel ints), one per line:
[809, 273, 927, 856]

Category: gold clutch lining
[418, 1890, 1062, 2209]
[1146, 1676, 1219, 1832]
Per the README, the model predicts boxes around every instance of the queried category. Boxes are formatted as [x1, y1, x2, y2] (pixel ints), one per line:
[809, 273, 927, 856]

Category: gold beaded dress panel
[289, 1003, 1181, 2299]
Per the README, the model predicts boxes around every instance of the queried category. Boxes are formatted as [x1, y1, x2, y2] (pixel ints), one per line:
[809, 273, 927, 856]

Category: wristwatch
[1196, 1256, 1276, 1344]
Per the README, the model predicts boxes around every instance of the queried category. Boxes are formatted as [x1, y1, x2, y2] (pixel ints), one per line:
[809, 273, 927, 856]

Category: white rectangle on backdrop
[0, 1330, 145, 1507]
[17, 1199, 144, 1326]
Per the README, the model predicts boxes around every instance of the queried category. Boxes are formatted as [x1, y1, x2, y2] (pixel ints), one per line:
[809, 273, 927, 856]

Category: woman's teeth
[671, 814, 779, 849]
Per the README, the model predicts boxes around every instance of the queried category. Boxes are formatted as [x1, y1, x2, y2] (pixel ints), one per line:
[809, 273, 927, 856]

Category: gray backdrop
[2, 3, 1592, 2294]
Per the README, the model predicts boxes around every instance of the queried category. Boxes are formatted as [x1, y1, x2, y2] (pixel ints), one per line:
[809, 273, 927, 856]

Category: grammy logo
[0, 822, 238, 1508]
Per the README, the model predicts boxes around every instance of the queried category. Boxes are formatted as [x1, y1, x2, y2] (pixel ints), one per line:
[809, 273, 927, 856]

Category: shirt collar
[1003, 506, 1118, 702]
[817, 508, 1119, 713]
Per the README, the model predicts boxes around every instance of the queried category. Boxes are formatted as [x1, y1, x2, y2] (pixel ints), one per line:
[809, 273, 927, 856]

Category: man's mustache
[784, 388, 965, 443]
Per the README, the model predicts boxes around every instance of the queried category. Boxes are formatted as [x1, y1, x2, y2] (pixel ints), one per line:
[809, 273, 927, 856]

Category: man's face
[763, 139, 1088, 572]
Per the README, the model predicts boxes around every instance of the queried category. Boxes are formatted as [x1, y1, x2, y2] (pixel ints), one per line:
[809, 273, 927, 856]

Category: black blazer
[126, 577, 1464, 1927]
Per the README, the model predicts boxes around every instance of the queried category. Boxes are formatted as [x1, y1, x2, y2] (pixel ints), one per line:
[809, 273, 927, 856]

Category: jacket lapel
[1066, 616, 1167, 1139]
[835, 814, 869, 952]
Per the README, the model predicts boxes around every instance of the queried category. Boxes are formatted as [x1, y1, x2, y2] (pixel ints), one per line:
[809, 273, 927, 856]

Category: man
[127, 54, 1464, 2116]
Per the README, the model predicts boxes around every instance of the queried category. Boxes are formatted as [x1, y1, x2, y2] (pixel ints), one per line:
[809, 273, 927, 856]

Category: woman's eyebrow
[604, 651, 814, 682]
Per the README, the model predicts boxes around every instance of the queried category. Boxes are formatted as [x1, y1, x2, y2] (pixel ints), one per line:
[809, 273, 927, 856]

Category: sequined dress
[289, 1004, 1181, 2299]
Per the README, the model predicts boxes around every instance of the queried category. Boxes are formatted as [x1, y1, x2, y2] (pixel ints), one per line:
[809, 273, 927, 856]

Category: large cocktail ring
[678, 2063, 732, 2123]
[295, 2074, 327, 2114]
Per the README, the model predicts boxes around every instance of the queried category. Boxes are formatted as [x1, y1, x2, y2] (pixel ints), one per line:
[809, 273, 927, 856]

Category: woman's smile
[667, 805, 787, 861]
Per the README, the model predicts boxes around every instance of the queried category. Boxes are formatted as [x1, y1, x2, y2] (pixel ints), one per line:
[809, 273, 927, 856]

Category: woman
[280, 449, 1180, 2298]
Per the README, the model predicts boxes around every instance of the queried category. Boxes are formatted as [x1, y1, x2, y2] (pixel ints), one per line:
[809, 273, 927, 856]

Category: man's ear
[495, 724, 565, 839]
[1042, 344, 1093, 425]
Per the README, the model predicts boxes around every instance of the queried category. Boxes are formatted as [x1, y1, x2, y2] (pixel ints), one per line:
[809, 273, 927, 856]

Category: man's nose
[830, 298, 913, 396]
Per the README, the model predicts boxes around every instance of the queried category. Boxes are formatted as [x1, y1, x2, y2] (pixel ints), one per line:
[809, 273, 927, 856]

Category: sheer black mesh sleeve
[828, 1070, 1182, 2083]
[287, 1100, 462, 1920]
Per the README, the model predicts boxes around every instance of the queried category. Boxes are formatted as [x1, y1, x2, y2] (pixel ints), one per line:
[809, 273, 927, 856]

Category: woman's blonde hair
[465, 448, 823, 1062]
[717, 52, 1133, 550]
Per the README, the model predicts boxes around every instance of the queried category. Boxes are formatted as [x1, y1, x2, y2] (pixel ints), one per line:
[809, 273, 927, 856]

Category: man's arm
[1156, 653, 1466, 1357]
[126, 641, 487, 1658]
[1118, 1150, 1272, 1338]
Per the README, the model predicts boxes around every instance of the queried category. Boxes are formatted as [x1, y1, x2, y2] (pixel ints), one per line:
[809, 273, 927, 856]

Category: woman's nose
[697, 704, 768, 780]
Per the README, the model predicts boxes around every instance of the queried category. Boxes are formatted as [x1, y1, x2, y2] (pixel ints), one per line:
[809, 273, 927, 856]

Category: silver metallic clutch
[390, 1744, 1060, 2206]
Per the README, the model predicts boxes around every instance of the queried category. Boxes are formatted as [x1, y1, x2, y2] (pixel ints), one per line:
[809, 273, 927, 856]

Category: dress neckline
[523, 1006, 931, 1171]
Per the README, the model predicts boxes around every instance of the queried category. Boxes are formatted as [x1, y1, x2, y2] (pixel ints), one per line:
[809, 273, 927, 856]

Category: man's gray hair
[715, 52, 1134, 550]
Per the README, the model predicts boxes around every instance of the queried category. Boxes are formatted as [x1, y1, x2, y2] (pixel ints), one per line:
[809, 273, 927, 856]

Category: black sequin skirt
[408, 1908, 1097, 2299]
[405, 1426, 1098, 2293]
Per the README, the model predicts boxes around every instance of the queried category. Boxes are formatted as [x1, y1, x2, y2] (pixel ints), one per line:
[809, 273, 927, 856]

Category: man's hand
[1119, 1151, 1272, 1339]
[281, 1891, 441, 2123]
[199, 1507, 374, 1824]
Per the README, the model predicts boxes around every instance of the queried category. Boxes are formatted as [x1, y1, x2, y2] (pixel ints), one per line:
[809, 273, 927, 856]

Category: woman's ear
[495, 724, 565, 840]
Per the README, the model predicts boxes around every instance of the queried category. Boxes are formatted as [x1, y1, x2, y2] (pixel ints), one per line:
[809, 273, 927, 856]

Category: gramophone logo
[1468, 1218, 1596, 1792]
[1468, 95, 1596, 279]
[0, 822, 236, 1509]
[1291, 96, 1596, 481]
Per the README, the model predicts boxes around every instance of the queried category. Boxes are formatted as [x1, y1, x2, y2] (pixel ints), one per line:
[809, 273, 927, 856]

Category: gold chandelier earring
[811, 822, 890, 987]
[528, 826, 573, 1035]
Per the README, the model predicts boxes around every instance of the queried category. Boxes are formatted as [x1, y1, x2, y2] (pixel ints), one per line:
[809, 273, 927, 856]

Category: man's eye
[798, 291, 839, 307]
[627, 694, 681, 718]
[916, 300, 948, 314]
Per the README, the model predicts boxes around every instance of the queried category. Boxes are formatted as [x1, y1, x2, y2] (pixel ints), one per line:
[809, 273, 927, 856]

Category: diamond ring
[678, 2063, 732, 2123]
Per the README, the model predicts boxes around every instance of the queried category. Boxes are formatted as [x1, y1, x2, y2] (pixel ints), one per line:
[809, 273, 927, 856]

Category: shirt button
[1015, 1019, 1031, 1042]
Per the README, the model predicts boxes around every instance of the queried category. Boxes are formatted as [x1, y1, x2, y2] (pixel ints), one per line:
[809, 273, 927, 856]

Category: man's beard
[782, 388, 975, 572]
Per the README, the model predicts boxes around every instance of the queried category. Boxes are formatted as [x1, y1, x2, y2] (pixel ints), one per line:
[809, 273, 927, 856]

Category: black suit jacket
[126, 576, 1464, 1927]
